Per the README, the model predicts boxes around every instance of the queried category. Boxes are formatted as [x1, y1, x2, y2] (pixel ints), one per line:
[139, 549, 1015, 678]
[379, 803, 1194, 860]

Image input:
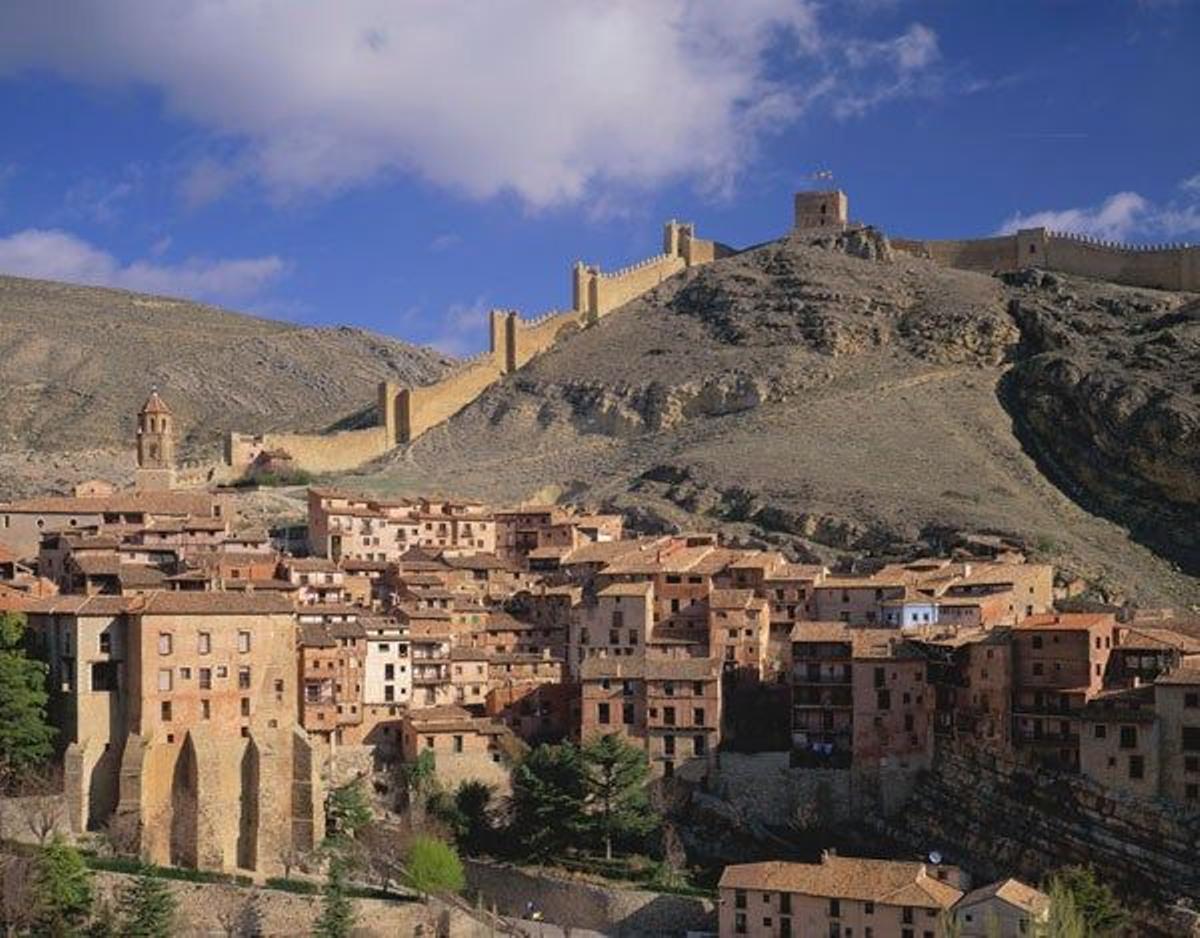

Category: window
[158, 633, 173, 655]
[216, 666, 227, 678]
[734, 912, 746, 934]
[664, 707, 676, 726]
[1183, 727, 1200, 752]
[1094, 724, 1107, 739]
[238, 667, 251, 689]
[1119, 725, 1137, 749]
[876, 689, 891, 711]
[99, 632, 111, 654]
[864, 902, 874, 915]
[199, 668, 212, 690]
[1033, 663, 1044, 676]
[1032, 636, 1043, 649]
[829, 898, 841, 918]
[453, 735, 463, 753]
[598, 703, 610, 725]
[384, 685, 395, 702]
[158, 669, 172, 692]
[91, 661, 118, 691]
[385, 664, 395, 680]
[1186, 693, 1199, 709]
[735, 889, 746, 909]
[903, 907, 914, 924]
[1186, 784, 1199, 800]
[161, 701, 172, 721]
[664, 735, 675, 756]
[623, 703, 635, 724]
[201, 699, 211, 719]
[693, 735, 706, 756]
[238, 631, 251, 653]
[694, 707, 705, 725]
[1129, 755, 1145, 780]
[198, 632, 211, 655]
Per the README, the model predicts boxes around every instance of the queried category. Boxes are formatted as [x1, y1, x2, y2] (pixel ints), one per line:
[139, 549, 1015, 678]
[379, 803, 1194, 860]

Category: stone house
[1154, 665, 1200, 805]
[707, 588, 771, 679]
[360, 615, 413, 710]
[570, 580, 654, 678]
[298, 620, 367, 746]
[953, 878, 1051, 937]
[1011, 613, 1116, 771]
[718, 853, 964, 938]
[399, 705, 519, 793]
[28, 591, 321, 874]
[851, 632, 934, 774]
[918, 629, 1012, 749]
[1077, 684, 1159, 798]
[578, 656, 721, 779]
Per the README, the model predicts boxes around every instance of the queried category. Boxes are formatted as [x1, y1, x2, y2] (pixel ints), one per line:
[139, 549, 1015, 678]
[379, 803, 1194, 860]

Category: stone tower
[135, 389, 176, 491]
[794, 189, 849, 230]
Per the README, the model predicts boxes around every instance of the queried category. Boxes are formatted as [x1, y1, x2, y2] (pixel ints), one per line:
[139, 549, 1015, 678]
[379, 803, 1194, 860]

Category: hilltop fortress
[223, 190, 1199, 477]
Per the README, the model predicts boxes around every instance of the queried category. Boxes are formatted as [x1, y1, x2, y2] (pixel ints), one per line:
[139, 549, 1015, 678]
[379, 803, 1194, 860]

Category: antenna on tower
[810, 169, 834, 182]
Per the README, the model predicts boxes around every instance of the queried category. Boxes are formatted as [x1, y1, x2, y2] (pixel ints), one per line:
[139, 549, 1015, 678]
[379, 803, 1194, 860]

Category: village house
[919, 629, 1012, 749]
[570, 580, 655, 677]
[1011, 612, 1116, 772]
[707, 588, 771, 680]
[578, 656, 721, 779]
[1152, 664, 1200, 805]
[399, 705, 521, 792]
[298, 620, 367, 747]
[717, 853, 965, 938]
[954, 878, 1052, 937]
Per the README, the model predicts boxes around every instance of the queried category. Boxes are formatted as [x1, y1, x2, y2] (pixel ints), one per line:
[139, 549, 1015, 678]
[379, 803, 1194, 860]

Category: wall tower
[794, 189, 849, 230]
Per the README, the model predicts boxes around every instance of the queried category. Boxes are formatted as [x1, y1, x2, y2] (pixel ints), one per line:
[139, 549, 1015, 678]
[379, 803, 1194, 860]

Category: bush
[264, 877, 320, 895]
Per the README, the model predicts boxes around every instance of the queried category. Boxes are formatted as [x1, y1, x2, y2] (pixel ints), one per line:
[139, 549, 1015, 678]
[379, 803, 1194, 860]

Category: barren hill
[343, 230, 1200, 606]
[0, 273, 453, 494]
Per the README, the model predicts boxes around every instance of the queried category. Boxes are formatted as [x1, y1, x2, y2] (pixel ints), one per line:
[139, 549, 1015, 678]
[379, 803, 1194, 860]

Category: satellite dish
[928, 851, 943, 865]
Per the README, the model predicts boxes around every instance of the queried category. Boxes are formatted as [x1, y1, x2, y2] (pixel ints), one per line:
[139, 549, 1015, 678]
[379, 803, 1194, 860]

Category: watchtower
[794, 190, 849, 230]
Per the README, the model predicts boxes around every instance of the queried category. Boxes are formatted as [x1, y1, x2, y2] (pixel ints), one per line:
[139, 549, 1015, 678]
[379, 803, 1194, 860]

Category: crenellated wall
[226, 218, 726, 472]
[894, 227, 1200, 292]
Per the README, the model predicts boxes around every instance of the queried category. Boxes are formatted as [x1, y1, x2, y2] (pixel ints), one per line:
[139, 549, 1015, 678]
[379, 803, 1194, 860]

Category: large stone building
[28, 592, 321, 873]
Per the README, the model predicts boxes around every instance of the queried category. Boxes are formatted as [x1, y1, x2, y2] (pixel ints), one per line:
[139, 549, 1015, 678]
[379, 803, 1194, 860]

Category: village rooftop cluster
[3, 393, 1199, 936]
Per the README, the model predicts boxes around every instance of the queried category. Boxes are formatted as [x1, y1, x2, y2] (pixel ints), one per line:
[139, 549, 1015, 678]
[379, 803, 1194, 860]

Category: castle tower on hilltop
[135, 389, 176, 491]
[794, 189, 849, 231]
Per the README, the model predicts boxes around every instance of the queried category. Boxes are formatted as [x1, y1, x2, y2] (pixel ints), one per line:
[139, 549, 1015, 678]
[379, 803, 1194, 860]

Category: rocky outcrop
[878, 745, 1200, 935]
[1003, 278, 1200, 573]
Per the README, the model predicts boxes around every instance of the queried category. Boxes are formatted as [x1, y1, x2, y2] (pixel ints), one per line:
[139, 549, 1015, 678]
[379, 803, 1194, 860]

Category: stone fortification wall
[224, 218, 728, 471]
[464, 858, 716, 936]
[225, 426, 390, 475]
[398, 353, 504, 442]
[894, 227, 1200, 292]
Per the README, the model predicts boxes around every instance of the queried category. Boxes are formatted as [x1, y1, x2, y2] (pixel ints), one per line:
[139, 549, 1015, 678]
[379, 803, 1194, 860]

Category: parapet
[795, 190, 849, 231]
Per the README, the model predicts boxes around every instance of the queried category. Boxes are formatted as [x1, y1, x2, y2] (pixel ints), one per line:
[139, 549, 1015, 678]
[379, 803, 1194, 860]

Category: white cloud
[1181, 172, 1200, 194]
[0, 2, 937, 209]
[997, 182, 1200, 242]
[0, 229, 287, 301]
[998, 192, 1150, 240]
[429, 297, 492, 357]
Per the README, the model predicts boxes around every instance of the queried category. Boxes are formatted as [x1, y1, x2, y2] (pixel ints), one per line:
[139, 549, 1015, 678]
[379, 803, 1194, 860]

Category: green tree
[30, 836, 94, 937]
[0, 611, 56, 783]
[404, 835, 465, 900]
[313, 858, 356, 938]
[118, 868, 177, 938]
[1047, 866, 1127, 936]
[1042, 876, 1087, 938]
[580, 733, 656, 860]
[85, 899, 119, 938]
[454, 780, 493, 854]
[326, 780, 373, 840]
[511, 742, 586, 860]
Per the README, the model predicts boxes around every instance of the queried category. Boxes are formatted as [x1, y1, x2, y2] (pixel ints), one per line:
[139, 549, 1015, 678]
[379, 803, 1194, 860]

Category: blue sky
[0, 1, 1197, 355]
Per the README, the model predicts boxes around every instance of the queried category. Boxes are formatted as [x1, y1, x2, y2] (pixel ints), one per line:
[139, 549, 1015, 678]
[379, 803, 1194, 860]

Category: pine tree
[580, 733, 656, 860]
[0, 611, 56, 781]
[118, 868, 177, 938]
[326, 780, 373, 840]
[30, 836, 94, 937]
[313, 858, 356, 938]
[511, 742, 587, 860]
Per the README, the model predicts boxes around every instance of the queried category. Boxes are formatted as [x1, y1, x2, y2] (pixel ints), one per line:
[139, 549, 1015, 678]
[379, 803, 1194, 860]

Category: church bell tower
[135, 389, 176, 491]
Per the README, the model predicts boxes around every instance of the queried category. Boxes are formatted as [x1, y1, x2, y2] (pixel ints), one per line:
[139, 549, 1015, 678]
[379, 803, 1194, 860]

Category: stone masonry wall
[894, 228, 1200, 291]
[464, 858, 716, 936]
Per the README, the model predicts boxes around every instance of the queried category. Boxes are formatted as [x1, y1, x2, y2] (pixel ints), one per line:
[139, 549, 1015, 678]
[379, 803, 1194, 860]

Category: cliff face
[353, 231, 1200, 605]
[877, 746, 1200, 936]
[1002, 272, 1200, 574]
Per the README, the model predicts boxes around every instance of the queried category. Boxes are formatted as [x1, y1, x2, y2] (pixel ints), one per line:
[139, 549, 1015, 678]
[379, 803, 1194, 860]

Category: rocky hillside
[345, 229, 1199, 606]
[0, 274, 453, 495]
